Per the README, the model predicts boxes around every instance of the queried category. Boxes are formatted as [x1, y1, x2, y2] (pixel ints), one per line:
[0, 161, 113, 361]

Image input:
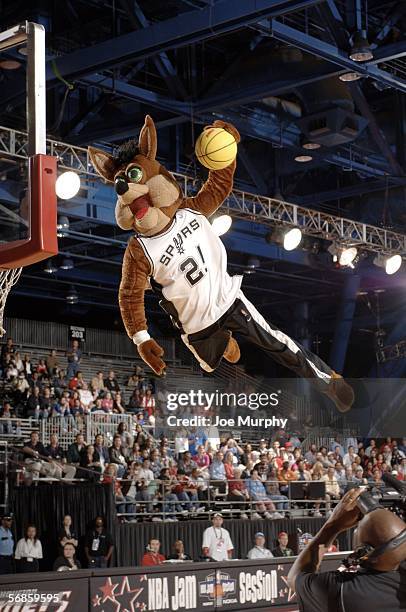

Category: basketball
[195, 127, 237, 170]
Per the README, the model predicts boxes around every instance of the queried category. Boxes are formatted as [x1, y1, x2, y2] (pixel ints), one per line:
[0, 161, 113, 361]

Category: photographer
[288, 488, 406, 611]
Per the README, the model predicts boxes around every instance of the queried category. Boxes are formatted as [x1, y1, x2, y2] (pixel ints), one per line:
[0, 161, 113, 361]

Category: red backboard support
[0, 154, 58, 269]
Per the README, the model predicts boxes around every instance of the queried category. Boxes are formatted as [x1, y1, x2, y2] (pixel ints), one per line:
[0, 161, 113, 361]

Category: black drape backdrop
[116, 517, 352, 567]
[10, 483, 116, 570]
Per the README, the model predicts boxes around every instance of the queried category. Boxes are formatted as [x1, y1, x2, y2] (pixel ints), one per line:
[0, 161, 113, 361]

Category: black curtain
[116, 517, 352, 567]
[10, 482, 116, 570]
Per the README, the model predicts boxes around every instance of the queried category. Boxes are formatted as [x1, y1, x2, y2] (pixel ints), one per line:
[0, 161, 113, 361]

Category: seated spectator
[246, 469, 281, 519]
[13, 372, 30, 406]
[113, 392, 125, 414]
[104, 370, 120, 395]
[266, 466, 289, 511]
[46, 349, 59, 375]
[103, 464, 135, 517]
[126, 373, 139, 391]
[15, 525, 42, 573]
[167, 539, 191, 561]
[13, 351, 23, 373]
[53, 543, 81, 571]
[194, 445, 210, 469]
[22, 354, 32, 378]
[94, 434, 109, 472]
[84, 516, 113, 568]
[80, 444, 102, 481]
[140, 388, 155, 416]
[227, 466, 249, 517]
[53, 369, 67, 397]
[209, 451, 227, 493]
[277, 461, 298, 495]
[58, 515, 78, 553]
[179, 451, 197, 476]
[322, 466, 341, 514]
[272, 531, 294, 557]
[109, 435, 128, 478]
[66, 433, 86, 466]
[78, 382, 95, 412]
[0, 402, 13, 435]
[141, 538, 166, 566]
[149, 449, 163, 478]
[158, 467, 185, 521]
[91, 371, 105, 396]
[247, 532, 274, 559]
[1, 337, 14, 364]
[69, 371, 85, 391]
[101, 392, 114, 413]
[23, 431, 60, 479]
[127, 389, 141, 413]
[45, 433, 76, 480]
[36, 359, 47, 376]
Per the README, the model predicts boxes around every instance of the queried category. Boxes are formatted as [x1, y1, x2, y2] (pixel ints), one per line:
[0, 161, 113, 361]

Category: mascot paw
[212, 120, 241, 144]
[324, 372, 355, 413]
[223, 336, 241, 364]
[138, 339, 166, 376]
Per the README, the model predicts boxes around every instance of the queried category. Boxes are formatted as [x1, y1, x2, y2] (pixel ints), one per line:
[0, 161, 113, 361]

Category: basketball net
[0, 268, 23, 337]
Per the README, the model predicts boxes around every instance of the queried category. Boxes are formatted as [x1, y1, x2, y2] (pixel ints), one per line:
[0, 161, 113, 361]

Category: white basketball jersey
[137, 208, 242, 335]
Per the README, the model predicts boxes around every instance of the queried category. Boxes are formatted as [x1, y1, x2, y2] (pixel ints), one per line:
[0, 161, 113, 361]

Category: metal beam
[47, 0, 324, 83]
[329, 274, 361, 373]
[270, 19, 406, 94]
[237, 143, 269, 193]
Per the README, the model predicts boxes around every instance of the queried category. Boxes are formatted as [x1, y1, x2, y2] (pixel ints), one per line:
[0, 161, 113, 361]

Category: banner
[0, 577, 88, 611]
[69, 324, 86, 342]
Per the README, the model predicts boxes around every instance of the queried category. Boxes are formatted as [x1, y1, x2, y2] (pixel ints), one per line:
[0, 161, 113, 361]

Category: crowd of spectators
[0, 337, 156, 428]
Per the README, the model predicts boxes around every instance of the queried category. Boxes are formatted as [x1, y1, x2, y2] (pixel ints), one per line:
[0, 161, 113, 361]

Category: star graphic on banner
[99, 577, 120, 604]
[280, 575, 296, 602]
[92, 594, 102, 607]
[114, 576, 144, 612]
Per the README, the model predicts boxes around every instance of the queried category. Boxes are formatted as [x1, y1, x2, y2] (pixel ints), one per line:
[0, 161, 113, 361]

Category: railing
[113, 477, 369, 522]
[39, 414, 154, 446]
[0, 416, 39, 438]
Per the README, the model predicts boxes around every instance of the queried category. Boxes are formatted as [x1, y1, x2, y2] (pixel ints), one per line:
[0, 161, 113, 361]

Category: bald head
[354, 508, 406, 571]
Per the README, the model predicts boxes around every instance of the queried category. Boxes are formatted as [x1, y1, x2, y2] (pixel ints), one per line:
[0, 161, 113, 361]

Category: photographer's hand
[287, 487, 364, 593]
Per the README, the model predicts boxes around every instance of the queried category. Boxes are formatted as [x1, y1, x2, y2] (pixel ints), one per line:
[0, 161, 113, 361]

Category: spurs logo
[173, 233, 185, 255]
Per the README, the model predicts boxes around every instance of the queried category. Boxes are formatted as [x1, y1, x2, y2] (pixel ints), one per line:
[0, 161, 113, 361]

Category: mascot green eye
[127, 166, 143, 183]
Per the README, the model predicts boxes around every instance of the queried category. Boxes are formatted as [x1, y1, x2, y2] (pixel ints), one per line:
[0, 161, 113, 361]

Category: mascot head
[89, 115, 182, 236]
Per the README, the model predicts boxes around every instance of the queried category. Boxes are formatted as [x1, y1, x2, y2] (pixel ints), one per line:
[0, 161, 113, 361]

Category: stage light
[66, 286, 78, 304]
[283, 228, 302, 251]
[44, 259, 58, 274]
[349, 31, 373, 62]
[211, 214, 232, 236]
[60, 257, 74, 270]
[244, 257, 260, 274]
[0, 59, 21, 70]
[339, 72, 362, 82]
[56, 171, 80, 200]
[57, 216, 70, 238]
[374, 254, 402, 275]
[295, 154, 313, 163]
[328, 244, 358, 267]
[301, 136, 321, 150]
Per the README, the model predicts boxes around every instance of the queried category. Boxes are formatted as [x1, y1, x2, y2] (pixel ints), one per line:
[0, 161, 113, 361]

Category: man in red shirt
[141, 538, 166, 566]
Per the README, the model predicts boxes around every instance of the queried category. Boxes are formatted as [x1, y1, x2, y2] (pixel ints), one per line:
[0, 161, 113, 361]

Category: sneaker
[325, 510, 333, 518]
[196, 506, 206, 513]
[240, 513, 249, 520]
[271, 512, 284, 519]
[313, 511, 322, 517]
[152, 517, 162, 522]
[181, 510, 189, 516]
[323, 373, 355, 413]
[251, 512, 262, 520]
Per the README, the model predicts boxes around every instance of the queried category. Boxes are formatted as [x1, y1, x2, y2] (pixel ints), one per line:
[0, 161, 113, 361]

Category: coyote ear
[138, 115, 157, 160]
[89, 147, 117, 182]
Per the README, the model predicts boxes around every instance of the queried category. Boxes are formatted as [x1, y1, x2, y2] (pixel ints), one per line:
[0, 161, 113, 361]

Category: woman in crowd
[15, 525, 43, 572]
[80, 444, 102, 481]
[113, 392, 125, 415]
[57, 515, 78, 553]
[101, 391, 114, 413]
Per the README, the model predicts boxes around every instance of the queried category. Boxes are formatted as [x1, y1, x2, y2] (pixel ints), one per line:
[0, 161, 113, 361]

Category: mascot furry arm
[89, 116, 240, 375]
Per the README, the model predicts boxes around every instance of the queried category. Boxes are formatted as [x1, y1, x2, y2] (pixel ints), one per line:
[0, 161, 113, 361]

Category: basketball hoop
[0, 267, 23, 337]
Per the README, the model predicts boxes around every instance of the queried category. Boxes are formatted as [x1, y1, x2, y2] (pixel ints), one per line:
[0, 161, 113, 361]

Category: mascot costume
[89, 116, 354, 413]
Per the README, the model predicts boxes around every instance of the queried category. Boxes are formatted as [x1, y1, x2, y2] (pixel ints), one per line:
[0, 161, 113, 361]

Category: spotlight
[56, 171, 81, 200]
[244, 257, 260, 274]
[17, 46, 28, 56]
[283, 228, 302, 251]
[374, 254, 402, 275]
[339, 72, 362, 82]
[301, 136, 321, 150]
[295, 154, 313, 163]
[60, 257, 74, 271]
[211, 214, 232, 236]
[57, 216, 70, 238]
[328, 244, 358, 267]
[349, 30, 373, 62]
[0, 59, 21, 70]
[66, 286, 78, 304]
[44, 259, 58, 274]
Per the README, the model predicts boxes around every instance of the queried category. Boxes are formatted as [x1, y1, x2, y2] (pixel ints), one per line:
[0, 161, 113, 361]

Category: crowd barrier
[0, 554, 347, 611]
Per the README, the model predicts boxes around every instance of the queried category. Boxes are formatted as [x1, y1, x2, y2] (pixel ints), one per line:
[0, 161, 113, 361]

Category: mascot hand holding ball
[89, 116, 354, 413]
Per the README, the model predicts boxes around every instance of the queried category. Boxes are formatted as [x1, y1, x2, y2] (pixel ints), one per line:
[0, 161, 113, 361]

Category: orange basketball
[195, 127, 237, 170]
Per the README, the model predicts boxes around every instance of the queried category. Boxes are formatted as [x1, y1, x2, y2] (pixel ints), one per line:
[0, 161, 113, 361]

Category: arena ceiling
[1, 0, 406, 376]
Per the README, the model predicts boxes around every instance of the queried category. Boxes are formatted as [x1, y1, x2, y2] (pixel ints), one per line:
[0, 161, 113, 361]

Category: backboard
[0, 22, 57, 270]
